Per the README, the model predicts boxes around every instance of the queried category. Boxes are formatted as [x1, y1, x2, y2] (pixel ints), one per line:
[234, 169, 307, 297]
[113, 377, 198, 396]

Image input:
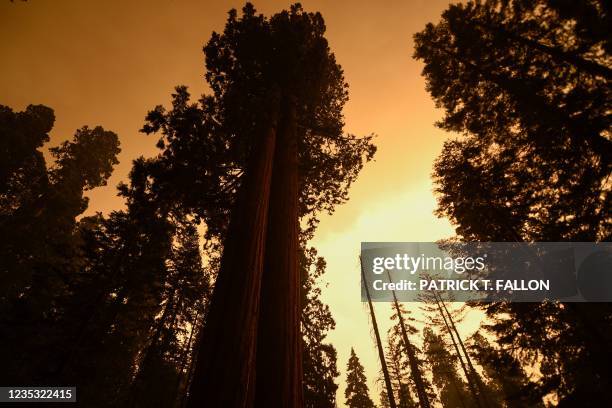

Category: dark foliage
[415, 0, 612, 405]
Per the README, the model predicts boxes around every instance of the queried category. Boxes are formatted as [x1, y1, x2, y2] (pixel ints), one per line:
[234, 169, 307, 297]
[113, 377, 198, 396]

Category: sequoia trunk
[186, 114, 278, 408]
[254, 95, 303, 407]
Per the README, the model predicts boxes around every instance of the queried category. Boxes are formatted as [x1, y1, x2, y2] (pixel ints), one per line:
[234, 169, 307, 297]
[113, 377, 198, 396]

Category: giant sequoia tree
[142, 3, 375, 406]
[415, 0, 611, 404]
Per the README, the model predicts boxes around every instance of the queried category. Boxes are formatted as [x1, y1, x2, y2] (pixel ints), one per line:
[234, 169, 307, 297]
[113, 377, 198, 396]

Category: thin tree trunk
[186, 106, 279, 408]
[173, 308, 200, 408]
[254, 95, 303, 407]
[433, 293, 483, 408]
[386, 271, 431, 408]
[437, 294, 490, 407]
[361, 257, 397, 408]
[181, 319, 204, 408]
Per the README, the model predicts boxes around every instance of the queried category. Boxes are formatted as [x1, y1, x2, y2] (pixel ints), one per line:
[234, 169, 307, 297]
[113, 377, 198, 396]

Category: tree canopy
[415, 0, 612, 404]
[141, 3, 376, 240]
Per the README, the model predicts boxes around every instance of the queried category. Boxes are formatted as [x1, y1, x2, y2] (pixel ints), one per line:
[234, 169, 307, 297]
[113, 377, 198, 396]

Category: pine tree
[127, 221, 211, 408]
[383, 335, 417, 408]
[345, 348, 377, 408]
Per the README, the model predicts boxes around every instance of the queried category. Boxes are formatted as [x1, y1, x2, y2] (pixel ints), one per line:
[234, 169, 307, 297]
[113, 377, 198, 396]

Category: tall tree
[415, 0, 611, 403]
[56, 160, 175, 406]
[386, 271, 431, 408]
[345, 348, 377, 408]
[419, 289, 483, 408]
[142, 4, 375, 405]
[128, 221, 211, 408]
[415, 0, 610, 243]
[437, 293, 490, 408]
[0, 105, 121, 392]
[384, 334, 418, 408]
[361, 257, 397, 408]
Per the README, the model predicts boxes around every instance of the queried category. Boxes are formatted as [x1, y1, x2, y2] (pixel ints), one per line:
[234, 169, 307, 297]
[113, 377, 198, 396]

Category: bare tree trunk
[386, 271, 431, 408]
[181, 319, 203, 408]
[186, 108, 279, 408]
[433, 293, 483, 408]
[254, 95, 303, 407]
[438, 295, 490, 407]
[361, 257, 397, 408]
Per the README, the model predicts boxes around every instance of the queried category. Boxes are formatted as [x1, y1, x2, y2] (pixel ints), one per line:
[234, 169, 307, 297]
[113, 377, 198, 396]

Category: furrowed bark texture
[255, 96, 303, 407]
[186, 117, 278, 408]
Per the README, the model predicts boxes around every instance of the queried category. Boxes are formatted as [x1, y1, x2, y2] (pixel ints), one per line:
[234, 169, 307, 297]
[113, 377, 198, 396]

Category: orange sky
[1, 1, 484, 405]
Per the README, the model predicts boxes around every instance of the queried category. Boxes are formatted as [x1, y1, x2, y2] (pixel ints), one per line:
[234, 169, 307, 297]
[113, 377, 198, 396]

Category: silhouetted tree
[361, 258, 397, 408]
[419, 289, 484, 407]
[345, 348, 377, 408]
[0, 105, 121, 393]
[142, 4, 375, 406]
[128, 222, 211, 408]
[383, 334, 417, 408]
[56, 160, 176, 406]
[0, 103, 213, 407]
[386, 301, 435, 408]
[415, 0, 612, 404]
[386, 271, 431, 408]
[301, 246, 339, 408]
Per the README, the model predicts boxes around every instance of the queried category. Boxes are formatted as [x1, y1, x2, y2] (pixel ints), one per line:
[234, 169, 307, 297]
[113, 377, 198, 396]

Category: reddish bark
[254, 95, 303, 407]
[186, 116, 278, 408]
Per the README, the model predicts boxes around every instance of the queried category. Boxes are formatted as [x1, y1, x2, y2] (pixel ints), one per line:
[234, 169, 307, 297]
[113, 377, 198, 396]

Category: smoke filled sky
[1, 0, 482, 405]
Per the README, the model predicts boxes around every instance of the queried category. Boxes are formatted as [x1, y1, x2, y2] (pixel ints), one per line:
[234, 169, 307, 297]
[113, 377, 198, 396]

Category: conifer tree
[415, 1, 611, 402]
[0, 105, 121, 394]
[345, 348, 377, 408]
[142, 4, 375, 405]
